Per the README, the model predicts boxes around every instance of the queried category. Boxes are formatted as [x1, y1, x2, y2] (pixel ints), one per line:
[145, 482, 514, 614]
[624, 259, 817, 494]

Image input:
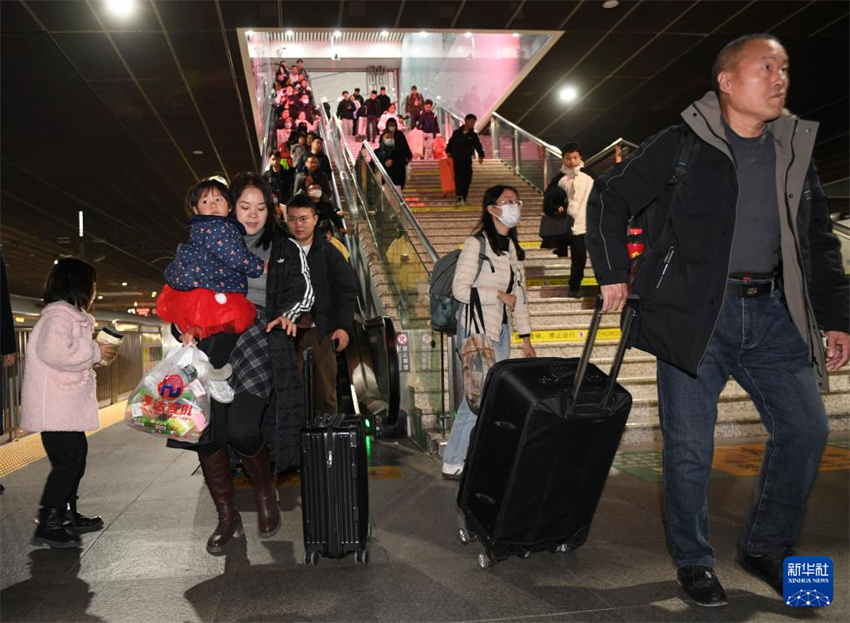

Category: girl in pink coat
[21, 258, 118, 548]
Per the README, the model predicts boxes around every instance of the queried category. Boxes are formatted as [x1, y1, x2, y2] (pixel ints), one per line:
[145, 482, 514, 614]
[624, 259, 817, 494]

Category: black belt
[726, 280, 775, 298]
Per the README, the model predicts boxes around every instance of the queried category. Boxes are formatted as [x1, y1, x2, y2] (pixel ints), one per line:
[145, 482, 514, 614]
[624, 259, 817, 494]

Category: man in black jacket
[416, 99, 440, 159]
[263, 150, 293, 204]
[364, 90, 381, 143]
[377, 86, 391, 115]
[285, 194, 357, 414]
[586, 34, 850, 608]
[336, 91, 355, 135]
[446, 113, 485, 205]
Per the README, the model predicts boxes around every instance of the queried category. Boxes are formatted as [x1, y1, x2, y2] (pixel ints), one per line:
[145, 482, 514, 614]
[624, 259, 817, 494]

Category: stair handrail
[583, 137, 640, 170]
[490, 111, 562, 159]
[359, 140, 440, 266]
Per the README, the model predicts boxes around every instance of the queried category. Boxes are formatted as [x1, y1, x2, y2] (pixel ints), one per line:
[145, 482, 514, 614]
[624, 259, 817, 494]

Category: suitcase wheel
[478, 552, 504, 569]
[355, 549, 369, 565]
[457, 528, 478, 545]
[303, 550, 320, 566]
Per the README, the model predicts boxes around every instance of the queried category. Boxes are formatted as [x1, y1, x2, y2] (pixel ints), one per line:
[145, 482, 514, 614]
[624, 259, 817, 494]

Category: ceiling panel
[508, 1, 580, 30]
[27, 0, 101, 32]
[454, 1, 521, 30]
[169, 31, 232, 80]
[615, 33, 705, 78]
[51, 32, 129, 80]
[772, 1, 848, 36]
[616, 1, 697, 33]
[396, 1, 459, 29]
[219, 0, 279, 29]
[668, 1, 751, 34]
[155, 0, 222, 32]
[282, 2, 342, 28]
[110, 31, 181, 80]
[342, 0, 402, 28]
[88, 0, 162, 32]
[714, 0, 814, 35]
[0, 0, 42, 32]
[814, 13, 849, 38]
[563, 0, 642, 31]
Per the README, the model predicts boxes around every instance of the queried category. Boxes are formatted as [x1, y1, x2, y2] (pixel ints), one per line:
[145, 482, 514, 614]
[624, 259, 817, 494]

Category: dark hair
[318, 219, 334, 234]
[561, 141, 581, 156]
[229, 172, 276, 250]
[296, 59, 303, 64]
[271, 150, 282, 159]
[342, 90, 349, 96]
[287, 192, 316, 213]
[380, 86, 386, 91]
[411, 85, 417, 90]
[371, 90, 377, 95]
[424, 99, 433, 106]
[712, 33, 783, 94]
[474, 185, 525, 261]
[305, 154, 318, 163]
[354, 87, 360, 92]
[381, 130, 393, 139]
[186, 178, 232, 218]
[464, 113, 477, 122]
[43, 257, 97, 312]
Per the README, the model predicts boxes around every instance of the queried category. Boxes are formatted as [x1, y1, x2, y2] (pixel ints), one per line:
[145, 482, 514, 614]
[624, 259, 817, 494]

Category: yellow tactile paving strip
[0, 401, 127, 478]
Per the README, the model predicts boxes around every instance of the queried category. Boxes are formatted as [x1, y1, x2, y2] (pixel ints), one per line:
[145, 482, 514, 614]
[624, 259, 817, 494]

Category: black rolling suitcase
[300, 348, 370, 566]
[457, 294, 638, 569]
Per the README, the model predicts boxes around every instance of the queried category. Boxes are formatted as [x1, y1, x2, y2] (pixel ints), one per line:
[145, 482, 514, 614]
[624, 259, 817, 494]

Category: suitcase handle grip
[302, 347, 314, 427]
[571, 294, 639, 411]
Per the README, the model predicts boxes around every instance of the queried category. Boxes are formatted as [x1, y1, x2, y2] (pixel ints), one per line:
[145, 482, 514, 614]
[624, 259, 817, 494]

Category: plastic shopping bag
[458, 289, 495, 414]
[124, 345, 212, 443]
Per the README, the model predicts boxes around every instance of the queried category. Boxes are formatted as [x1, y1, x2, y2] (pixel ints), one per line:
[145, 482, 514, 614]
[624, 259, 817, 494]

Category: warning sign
[511, 327, 622, 344]
[397, 331, 411, 372]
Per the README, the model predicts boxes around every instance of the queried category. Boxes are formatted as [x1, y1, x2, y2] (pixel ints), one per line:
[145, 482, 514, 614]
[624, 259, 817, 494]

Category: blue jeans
[443, 322, 512, 466]
[657, 280, 829, 568]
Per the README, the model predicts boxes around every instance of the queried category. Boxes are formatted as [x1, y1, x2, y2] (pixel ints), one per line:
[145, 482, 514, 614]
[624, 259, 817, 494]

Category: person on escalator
[285, 193, 357, 416]
[303, 182, 346, 234]
[310, 137, 332, 178]
[385, 118, 412, 164]
[364, 91, 381, 143]
[378, 102, 404, 133]
[446, 113, 485, 206]
[416, 100, 440, 160]
[376, 130, 407, 190]
[337, 91, 356, 136]
[293, 155, 333, 201]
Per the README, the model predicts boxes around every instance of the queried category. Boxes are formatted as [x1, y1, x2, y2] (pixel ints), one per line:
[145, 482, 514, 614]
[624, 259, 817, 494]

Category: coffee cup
[96, 327, 123, 365]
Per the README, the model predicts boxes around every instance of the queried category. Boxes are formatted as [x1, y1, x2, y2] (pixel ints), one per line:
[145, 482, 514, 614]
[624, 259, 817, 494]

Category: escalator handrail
[583, 137, 640, 169]
[359, 140, 440, 266]
[491, 111, 563, 159]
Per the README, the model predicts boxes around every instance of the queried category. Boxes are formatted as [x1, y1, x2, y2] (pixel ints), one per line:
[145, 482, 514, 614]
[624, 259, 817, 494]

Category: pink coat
[21, 301, 101, 432]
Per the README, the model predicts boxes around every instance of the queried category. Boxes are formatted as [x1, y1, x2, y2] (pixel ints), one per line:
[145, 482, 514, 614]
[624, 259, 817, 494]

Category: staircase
[396, 150, 850, 442]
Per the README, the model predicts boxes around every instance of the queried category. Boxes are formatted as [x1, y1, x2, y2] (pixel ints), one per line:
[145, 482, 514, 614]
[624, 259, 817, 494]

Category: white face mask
[495, 203, 521, 228]
[382, 138, 395, 147]
[308, 189, 322, 199]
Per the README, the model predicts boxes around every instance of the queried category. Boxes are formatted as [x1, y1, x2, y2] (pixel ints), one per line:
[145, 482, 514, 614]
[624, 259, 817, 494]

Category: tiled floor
[1, 420, 847, 622]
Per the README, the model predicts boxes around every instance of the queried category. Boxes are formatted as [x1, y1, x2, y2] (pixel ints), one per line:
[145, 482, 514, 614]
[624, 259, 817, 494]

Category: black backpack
[429, 234, 494, 334]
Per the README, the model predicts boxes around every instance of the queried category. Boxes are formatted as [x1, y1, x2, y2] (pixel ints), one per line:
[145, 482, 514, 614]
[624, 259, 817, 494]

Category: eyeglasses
[496, 200, 523, 209]
[286, 216, 315, 225]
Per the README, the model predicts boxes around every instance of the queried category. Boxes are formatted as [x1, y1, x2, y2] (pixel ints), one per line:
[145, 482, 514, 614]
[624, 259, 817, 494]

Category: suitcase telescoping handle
[302, 347, 314, 427]
[572, 293, 639, 410]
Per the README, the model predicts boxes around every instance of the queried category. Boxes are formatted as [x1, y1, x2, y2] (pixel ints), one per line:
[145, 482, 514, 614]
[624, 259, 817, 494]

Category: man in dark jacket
[404, 85, 424, 129]
[263, 150, 294, 204]
[586, 34, 850, 608]
[364, 90, 381, 143]
[336, 91, 356, 135]
[377, 86, 391, 115]
[416, 99, 440, 159]
[285, 193, 357, 414]
[446, 113, 485, 205]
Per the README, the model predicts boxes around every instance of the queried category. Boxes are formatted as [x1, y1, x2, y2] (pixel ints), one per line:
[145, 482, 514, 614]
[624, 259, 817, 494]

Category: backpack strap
[475, 233, 495, 280]
[669, 127, 699, 185]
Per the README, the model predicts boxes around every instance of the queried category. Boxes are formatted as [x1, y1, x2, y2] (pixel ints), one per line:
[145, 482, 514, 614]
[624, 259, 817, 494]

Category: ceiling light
[436, 95, 441, 100]
[151, 291, 157, 297]
[134, 301, 138, 307]
[245, 30, 254, 37]
[513, 32, 520, 38]
[419, 30, 427, 36]
[54, 259, 59, 265]
[105, 0, 135, 18]
[559, 86, 578, 103]
[333, 30, 342, 37]
[192, 150, 204, 155]
[285, 30, 294, 37]
[602, 0, 619, 8]
[121, 282, 128, 286]
[380, 30, 389, 37]
[465, 32, 473, 38]
[97, 295, 104, 300]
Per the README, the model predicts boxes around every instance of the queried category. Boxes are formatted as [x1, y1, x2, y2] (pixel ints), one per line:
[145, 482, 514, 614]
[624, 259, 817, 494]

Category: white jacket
[452, 234, 532, 342]
[378, 112, 404, 132]
[557, 165, 593, 235]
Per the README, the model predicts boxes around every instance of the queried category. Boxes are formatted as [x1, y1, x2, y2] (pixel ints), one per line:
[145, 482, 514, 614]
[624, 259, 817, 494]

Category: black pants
[568, 234, 587, 292]
[454, 158, 473, 200]
[194, 332, 268, 459]
[367, 116, 379, 142]
[40, 432, 87, 509]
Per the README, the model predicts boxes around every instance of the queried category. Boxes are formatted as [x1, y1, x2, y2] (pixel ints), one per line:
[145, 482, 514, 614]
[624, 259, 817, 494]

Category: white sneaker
[208, 379, 235, 404]
[441, 462, 464, 480]
[207, 364, 232, 382]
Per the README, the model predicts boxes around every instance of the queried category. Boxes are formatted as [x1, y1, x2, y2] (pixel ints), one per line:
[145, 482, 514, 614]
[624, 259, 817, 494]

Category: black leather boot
[199, 449, 243, 555]
[237, 444, 281, 538]
[63, 497, 104, 535]
[32, 507, 82, 548]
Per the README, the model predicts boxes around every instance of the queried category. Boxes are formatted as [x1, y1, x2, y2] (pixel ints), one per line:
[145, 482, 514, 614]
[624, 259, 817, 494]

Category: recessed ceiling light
[134, 301, 138, 307]
[419, 30, 427, 35]
[333, 30, 342, 37]
[465, 32, 473, 38]
[54, 259, 59, 265]
[97, 295, 104, 300]
[192, 150, 204, 155]
[380, 30, 389, 37]
[245, 30, 254, 37]
[151, 291, 157, 297]
[602, 0, 620, 8]
[513, 32, 520, 38]
[106, 0, 135, 18]
[285, 30, 294, 37]
[121, 282, 128, 286]
[559, 86, 578, 103]
[436, 95, 441, 100]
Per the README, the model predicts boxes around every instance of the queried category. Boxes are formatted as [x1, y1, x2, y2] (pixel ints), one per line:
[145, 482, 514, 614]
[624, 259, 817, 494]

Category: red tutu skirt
[156, 285, 256, 340]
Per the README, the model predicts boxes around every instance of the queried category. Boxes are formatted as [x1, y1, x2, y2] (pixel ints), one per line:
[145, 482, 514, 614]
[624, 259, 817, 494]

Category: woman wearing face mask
[441, 185, 536, 480]
[376, 130, 407, 189]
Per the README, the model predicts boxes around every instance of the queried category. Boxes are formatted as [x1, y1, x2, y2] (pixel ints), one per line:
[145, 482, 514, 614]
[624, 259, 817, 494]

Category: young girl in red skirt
[157, 178, 264, 341]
